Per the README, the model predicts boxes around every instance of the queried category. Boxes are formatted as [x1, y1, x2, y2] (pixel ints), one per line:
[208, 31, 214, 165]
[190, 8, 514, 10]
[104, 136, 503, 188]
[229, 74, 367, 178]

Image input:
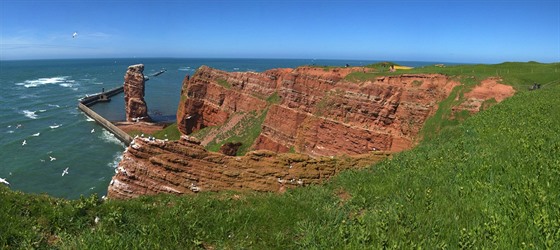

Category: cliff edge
[108, 65, 514, 199]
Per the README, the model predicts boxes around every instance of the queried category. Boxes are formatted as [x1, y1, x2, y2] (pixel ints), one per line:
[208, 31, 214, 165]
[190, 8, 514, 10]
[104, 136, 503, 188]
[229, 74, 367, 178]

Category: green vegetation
[266, 91, 281, 104]
[216, 78, 232, 89]
[2, 83, 559, 248]
[2, 62, 559, 248]
[203, 110, 268, 156]
[126, 123, 181, 141]
[346, 61, 560, 91]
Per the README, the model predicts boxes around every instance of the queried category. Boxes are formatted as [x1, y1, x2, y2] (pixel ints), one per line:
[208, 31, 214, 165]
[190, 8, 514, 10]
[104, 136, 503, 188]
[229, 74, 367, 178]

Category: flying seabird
[22, 140, 27, 146]
[49, 156, 57, 161]
[91, 128, 95, 133]
[62, 167, 69, 176]
[0, 178, 9, 186]
[72, 32, 78, 38]
[32, 132, 41, 137]
[50, 124, 61, 129]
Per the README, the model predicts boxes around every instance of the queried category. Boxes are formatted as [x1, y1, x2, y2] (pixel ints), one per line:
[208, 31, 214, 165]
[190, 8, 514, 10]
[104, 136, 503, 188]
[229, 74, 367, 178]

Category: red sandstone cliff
[108, 65, 515, 199]
[124, 64, 151, 122]
[107, 135, 387, 199]
[178, 66, 459, 155]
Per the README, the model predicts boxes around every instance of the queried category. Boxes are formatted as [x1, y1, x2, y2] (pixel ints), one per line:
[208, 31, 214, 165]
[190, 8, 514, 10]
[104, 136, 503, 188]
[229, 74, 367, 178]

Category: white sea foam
[100, 130, 125, 148]
[17, 76, 71, 88]
[22, 110, 38, 119]
[107, 151, 124, 169]
[48, 104, 61, 108]
[178, 67, 193, 71]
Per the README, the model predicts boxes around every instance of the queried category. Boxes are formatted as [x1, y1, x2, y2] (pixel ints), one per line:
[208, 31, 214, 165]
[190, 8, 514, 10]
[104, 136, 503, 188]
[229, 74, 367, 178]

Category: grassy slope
[1, 63, 560, 249]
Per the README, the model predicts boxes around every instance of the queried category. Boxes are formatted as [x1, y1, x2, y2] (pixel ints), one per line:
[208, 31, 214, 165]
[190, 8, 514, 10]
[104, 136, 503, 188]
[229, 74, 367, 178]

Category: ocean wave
[178, 67, 193, 71]
[100, 129, 125, 148]
[59, 83, 73, 88]
[22, 110, 38, 119]
[107, 151, 124, 169]
[16, 76, 71, 88]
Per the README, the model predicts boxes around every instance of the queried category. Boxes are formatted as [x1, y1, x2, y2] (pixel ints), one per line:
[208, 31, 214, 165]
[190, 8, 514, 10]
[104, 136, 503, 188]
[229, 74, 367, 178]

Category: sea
[0, 58, 446, 199]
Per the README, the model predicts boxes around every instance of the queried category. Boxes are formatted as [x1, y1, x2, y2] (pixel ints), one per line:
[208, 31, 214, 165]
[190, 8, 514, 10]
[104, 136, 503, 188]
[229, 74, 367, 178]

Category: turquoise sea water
[0, 58, 446, 199]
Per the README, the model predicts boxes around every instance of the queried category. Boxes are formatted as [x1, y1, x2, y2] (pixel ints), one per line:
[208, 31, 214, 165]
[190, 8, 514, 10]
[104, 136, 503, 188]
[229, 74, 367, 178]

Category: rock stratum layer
[178, 66, 460, 155]
[124, 64, 151, 122]
[107, 135, 388, 199]
[108, 65, 515, 199]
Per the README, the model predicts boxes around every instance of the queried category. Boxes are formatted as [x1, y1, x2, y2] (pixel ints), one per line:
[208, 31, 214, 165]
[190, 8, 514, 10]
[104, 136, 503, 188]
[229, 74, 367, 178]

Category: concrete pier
[78, 86, 132, 145]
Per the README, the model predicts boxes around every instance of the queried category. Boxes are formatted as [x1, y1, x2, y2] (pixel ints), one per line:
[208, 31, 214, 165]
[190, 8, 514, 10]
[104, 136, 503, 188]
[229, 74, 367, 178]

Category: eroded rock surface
[178, 66, 460, 155]
[107, 136, 387, 199]
[108, 65, 516, 199]
[124, 64, 151, 122]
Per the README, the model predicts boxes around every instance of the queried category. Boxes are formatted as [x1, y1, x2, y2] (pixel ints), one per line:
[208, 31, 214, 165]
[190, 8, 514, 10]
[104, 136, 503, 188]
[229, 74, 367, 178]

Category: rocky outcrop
[178, 66, 459, 155]
[124, 64, 151, 122]
[107, 135, 387, 199]
[108, 65, 516, 199]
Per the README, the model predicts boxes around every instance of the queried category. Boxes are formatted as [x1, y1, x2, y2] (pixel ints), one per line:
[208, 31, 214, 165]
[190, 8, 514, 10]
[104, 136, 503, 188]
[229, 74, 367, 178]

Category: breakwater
[78, 87, 132, 145]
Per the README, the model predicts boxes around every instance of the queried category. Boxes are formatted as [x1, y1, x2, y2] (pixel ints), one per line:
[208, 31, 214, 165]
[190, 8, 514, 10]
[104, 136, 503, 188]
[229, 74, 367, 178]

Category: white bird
[0, 178, 9, 186]
[22, 140, 27, 146]
[72, 32, 78, 38]
[32, 132, 41, 137]
[91, 128, 95, 133]
[16, 124, 22, 129]
[62, 167, 69, 176]
[49, 156, 56, 161]
[50, 124, 61, 129]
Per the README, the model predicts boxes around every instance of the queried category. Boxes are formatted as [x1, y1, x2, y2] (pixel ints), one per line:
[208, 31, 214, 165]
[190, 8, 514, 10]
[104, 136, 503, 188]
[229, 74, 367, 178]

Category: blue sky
[1, 0, 559, 63]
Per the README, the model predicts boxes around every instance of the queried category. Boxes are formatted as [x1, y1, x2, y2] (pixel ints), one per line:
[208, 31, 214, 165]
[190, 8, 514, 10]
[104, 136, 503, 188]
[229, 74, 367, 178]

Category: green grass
[2, 83, 559, 248]
[217, 78, 232, 89]
[126, 123, 181, 141]
[346, 61, 560, 91]
[205, 110, 268, 155]
[266, 91, 281, 104]
[2, 62, 560, 249]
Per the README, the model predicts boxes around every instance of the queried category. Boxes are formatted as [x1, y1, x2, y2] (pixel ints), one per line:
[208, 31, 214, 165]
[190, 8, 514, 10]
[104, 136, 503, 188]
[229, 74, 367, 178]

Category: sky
[0, 0, 559, 63]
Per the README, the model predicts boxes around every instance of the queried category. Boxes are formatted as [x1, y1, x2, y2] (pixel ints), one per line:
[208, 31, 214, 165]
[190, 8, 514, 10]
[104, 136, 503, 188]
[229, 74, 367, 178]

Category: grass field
[1, 62, 559, 249]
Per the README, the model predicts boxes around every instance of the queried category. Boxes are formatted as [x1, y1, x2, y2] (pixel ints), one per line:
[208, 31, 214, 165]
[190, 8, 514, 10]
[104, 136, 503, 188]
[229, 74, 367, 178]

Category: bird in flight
[62, 167, 69, 176]
[72, 32, 78, 38]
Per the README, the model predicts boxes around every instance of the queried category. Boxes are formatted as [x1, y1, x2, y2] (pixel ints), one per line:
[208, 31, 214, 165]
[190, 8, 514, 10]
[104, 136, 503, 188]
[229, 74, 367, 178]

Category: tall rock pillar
[124, 64, 151, 122]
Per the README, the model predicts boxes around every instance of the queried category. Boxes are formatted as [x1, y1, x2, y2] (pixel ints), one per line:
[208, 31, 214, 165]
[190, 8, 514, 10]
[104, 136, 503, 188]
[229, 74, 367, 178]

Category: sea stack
[124, 64, 151, 122]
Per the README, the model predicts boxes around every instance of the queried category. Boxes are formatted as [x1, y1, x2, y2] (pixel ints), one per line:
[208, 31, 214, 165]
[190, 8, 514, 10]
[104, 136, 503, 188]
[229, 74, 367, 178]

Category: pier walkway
[78, 86, 133, 145]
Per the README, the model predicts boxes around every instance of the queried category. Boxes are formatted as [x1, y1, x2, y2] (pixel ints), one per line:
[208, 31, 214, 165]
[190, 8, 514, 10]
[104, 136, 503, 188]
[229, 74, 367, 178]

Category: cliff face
[107, 135, 387, 199]
[178, 66, 459, 155]
[124, 64, 151, 122]
[108, 65, 515, 199]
